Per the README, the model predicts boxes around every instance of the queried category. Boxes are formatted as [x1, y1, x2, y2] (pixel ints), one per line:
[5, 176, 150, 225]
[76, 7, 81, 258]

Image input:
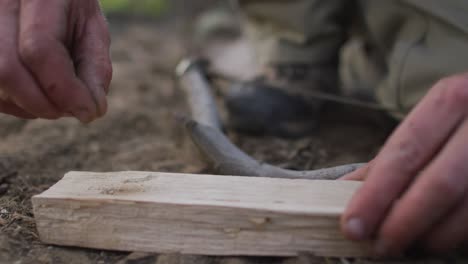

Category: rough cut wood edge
[32, 171, 372, 257]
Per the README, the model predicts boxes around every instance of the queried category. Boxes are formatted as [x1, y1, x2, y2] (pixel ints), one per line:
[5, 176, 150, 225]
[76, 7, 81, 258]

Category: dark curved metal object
[176, 58, 365, 180]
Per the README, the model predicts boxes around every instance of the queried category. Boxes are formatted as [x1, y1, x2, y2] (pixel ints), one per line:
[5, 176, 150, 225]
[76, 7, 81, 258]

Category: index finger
[341, 76, 468, 242]
[0, 0, 60, 119]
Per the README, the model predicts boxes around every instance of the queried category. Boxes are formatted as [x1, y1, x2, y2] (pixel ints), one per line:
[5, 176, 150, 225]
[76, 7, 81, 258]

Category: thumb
[72, 3, 112, 117]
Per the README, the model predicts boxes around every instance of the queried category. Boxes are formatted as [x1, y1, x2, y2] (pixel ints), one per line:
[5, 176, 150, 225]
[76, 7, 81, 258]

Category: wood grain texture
[32, 172, 372, 257]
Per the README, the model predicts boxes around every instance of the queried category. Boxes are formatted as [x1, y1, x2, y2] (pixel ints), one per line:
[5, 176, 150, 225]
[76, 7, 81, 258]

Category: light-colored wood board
[32, 172, 372, 257]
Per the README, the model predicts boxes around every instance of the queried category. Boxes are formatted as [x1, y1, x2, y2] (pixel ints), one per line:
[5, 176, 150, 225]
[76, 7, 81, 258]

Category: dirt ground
[0, 4, 466, 264]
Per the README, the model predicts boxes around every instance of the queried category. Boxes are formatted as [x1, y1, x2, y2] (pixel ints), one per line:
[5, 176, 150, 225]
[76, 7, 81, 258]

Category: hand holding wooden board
[32, 172, 372, 257]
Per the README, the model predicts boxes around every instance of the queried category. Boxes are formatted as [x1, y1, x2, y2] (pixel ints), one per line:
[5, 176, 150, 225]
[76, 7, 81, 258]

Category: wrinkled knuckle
[19, 35, 50, 65]
[393, 138, 424, 173]
[434, 76, 468, 109]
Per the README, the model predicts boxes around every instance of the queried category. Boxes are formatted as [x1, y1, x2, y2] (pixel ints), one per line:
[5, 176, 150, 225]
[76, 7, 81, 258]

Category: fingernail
[374, 239, 391, 256]
[345, 218, 366, 240]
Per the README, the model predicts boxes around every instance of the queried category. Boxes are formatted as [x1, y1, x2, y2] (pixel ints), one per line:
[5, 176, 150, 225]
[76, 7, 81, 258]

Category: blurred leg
[225, 0, 354, 137]
[355, 0, 468, 118]
[237, 0, 351, 68]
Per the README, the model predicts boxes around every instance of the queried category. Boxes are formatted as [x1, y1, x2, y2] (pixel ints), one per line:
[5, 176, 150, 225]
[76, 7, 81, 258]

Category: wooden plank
[32, 172, 372, 257]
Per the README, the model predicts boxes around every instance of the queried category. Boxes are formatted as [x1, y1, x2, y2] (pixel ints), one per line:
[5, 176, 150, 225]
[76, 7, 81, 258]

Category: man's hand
[341, 74, 468, 256]
[0, 0, 112, 122]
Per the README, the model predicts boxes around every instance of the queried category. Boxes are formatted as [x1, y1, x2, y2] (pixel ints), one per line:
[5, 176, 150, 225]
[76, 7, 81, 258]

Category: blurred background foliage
[100, 0, 168, 17]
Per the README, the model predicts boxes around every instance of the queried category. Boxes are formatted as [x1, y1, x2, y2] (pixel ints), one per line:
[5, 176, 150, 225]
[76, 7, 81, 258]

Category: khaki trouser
[238, 0, 468, 118]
